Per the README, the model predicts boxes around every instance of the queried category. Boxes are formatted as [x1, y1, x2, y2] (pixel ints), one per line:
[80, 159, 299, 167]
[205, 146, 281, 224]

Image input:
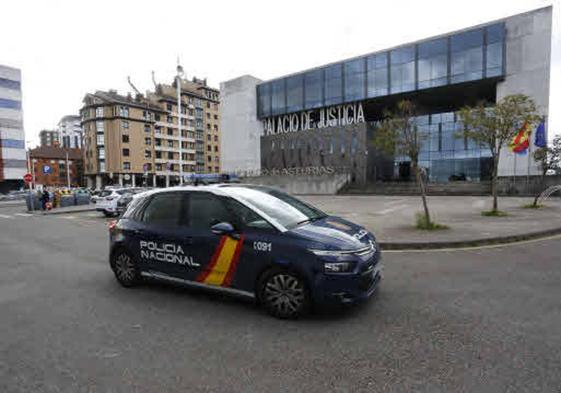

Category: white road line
[60, 216, 76, 219]
[0, 214, 14, 219]
[14, 213, 33, 217]
[377, 204, 408, 215]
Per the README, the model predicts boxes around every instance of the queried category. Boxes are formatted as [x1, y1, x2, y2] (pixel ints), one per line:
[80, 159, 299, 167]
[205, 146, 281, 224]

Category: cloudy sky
[1, 0, 559, 147]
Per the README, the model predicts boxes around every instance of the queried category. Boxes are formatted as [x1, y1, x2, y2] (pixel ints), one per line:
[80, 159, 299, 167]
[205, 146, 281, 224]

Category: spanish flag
[509, 122, 531, 154]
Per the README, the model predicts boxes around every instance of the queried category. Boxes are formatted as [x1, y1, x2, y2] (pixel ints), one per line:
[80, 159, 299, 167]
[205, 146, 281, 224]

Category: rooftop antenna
[127, 76, 142, 96]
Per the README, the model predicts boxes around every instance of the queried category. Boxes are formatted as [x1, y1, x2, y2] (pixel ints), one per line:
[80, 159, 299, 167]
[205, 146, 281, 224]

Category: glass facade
[383, 111, 492, 182]
[257, 23, 505, 118]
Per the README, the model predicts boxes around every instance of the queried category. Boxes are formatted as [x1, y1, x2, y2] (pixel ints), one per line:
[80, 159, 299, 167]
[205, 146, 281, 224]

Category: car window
[100, 190, 112, 197]
[141, 193, 183, 226]
[224, 198, 275, 231]
[188, 192, 233, 230]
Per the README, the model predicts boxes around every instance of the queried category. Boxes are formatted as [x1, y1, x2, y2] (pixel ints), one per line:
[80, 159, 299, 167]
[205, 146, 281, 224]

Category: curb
[378, 226, 561, 250]
[27, 207, 97, 216]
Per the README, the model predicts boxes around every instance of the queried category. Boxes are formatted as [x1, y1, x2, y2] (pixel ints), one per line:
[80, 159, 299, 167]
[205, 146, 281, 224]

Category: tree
[373, 100, 435, 228]
[532, 135, 561, 206]
[458, 94, 540, 214]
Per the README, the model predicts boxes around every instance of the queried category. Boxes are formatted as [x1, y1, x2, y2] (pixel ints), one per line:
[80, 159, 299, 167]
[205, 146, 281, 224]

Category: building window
[155, 114, 161, 121]
[271, 79, 285, 116]
[167, 103, 173, 111]
[144, 124, 151, 133]
[207, 155, 212, 162]
[207, 134, 211, 141]
[145, 137, 151, 145]
[214, 156, 219, 163]
[390, 46, 415, 93]
[167, 128, 174, 136]
[451, 28, 484, 83]
[155, 139, 161, 146]
[188, 108, 194, 116]
[143, 111, 152, 121]
[123, 148, 130, 156]
[96, 121, 104, 132]
[214, 146, 218, 152]
[206, 113, 210, 119]
[366, 52, 388, 98]
[181, 118, 187, 126]
[344, 58, 366, 101]
[207, 124, 211, 130]
[324, 63, 343, 106]
[121, 120, 129, 129]
[123, 162, 131, 170]
[96, 134, 104, 146]
[96, 107, 104, 117]
[418, 38, 448, 89]
[155, 163, 162, 171]
[286, 74, 304, 113]
[167, 115, 173, 123]
[486, 23, 505, 77]
[144, 163, 152, 171]
[122, 135, 129, 143]
[119, 106, 129, 117]
[99, 160, 106, 172]
[207, 145, 211, 151]
[155, 126, 161, 134]
[304, 69, 323, 109]
[98, 148, 105, 159]
[168, 140, 174, 148]
[214, 135, 218, 142]
[168, 152, 174, 159]
[145, 150, 152, 158]
[156, 151, 162, 159]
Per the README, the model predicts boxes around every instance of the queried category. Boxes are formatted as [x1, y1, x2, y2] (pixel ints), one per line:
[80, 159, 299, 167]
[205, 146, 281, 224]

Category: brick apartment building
[29, 146, 83, 187]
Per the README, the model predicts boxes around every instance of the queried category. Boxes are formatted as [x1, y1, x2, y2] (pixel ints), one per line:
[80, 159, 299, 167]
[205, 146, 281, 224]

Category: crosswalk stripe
[0, 214, 14, 219]
[14, 213, 32, 217]
[61, 216, 76, 219]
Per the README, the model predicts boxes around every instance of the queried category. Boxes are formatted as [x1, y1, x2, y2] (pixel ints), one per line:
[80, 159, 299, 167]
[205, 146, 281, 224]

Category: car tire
[111, 249, 141, 287]
[258, 267, 310, 319]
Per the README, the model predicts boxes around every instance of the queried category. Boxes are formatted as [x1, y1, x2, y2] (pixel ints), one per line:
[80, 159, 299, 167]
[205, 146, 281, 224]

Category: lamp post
[176, 63, 184, 185]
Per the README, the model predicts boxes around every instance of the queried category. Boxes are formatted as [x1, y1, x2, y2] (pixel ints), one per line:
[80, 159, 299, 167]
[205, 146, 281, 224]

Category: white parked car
[95, 189, 134, 217]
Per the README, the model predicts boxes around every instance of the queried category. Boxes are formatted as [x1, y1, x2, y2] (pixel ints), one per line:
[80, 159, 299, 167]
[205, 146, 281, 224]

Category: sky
[1, 0, 559, 147]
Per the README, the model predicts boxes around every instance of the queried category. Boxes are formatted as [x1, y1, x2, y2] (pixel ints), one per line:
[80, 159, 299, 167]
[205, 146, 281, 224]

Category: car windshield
[225, 187, 327, 229]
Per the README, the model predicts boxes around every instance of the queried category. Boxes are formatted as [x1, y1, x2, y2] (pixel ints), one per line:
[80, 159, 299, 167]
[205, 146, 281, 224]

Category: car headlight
[323, 262, 355, 273]
[309, 249, 349, 257]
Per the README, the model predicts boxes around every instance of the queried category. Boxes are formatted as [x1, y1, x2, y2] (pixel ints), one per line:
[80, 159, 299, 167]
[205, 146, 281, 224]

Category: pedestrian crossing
[0, 211, 109, 223]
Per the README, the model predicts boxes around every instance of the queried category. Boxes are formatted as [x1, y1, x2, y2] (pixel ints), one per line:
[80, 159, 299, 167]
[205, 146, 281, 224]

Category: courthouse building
[221, 7, 553, 184]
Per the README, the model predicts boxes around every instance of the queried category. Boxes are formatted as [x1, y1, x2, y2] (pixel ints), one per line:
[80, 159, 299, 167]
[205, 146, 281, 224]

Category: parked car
[96, 189, 134, 217]
[116, 188, 148, 215]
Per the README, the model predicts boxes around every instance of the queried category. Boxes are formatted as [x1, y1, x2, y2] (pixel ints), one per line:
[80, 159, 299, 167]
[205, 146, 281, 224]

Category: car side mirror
[211, 222, 239, 239]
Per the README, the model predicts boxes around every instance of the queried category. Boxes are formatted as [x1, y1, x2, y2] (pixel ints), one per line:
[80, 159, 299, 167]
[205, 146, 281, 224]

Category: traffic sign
[24, 173, 32, 183]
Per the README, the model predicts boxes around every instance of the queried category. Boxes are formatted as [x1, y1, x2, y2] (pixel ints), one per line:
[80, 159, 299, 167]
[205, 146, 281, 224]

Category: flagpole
[527, 129, 531, 194]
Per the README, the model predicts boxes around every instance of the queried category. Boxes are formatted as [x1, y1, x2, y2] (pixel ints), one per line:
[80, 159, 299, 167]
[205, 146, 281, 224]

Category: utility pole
[176, 62, 184, 185]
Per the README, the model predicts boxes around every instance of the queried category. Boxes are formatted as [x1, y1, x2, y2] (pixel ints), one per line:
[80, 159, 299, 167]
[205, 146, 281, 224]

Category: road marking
[0, 214, 14, 219]
[377, 204, 407, 215]
[60, 216, 76, 220]
[382, 233, 561, 254]
[14, 213, 32, 217]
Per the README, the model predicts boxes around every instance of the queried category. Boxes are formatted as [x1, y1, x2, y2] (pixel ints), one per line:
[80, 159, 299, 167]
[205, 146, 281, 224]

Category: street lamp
[176, 63, 184, 185]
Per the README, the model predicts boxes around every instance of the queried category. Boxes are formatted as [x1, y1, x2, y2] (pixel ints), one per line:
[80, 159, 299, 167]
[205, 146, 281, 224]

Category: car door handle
[184, 236, 193, 244]
[133, 229, 145, 236]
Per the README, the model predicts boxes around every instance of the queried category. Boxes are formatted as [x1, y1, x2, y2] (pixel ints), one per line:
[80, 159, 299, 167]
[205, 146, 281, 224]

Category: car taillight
[106, 196, 115, 201]
[108, 220, 118, 232]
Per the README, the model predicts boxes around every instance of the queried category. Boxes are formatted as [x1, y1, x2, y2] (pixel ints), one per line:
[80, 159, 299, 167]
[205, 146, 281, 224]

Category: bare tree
[458, 94, 540, 214]
[373, 100, 434, 228]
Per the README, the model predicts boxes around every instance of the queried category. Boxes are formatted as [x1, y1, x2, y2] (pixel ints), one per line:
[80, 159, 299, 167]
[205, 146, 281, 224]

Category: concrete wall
[220, 75, 262, 173]
[242, 173, 351, 195]
[497, 6, 552, 177]
[497, 175, 561, 196]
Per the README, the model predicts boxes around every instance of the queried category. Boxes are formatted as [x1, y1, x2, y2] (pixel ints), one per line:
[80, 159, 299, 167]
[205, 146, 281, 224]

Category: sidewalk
[301, 195, 561, 249]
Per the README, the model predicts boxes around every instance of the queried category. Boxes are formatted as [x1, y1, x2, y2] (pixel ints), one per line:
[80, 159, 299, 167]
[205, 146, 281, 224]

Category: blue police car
[109, 184, 382, 318]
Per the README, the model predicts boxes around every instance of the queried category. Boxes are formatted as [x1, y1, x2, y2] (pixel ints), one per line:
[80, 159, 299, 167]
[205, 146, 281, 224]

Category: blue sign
[42, 165, 52, 174]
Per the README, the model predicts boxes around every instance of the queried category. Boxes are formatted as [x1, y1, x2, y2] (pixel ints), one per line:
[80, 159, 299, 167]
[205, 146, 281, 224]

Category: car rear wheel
[259, 268, 309, 319]
[112, 249, 140, 287]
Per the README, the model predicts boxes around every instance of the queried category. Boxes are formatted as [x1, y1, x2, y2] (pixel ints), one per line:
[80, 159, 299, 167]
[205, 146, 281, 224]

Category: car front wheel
[258, 268, 309, 319]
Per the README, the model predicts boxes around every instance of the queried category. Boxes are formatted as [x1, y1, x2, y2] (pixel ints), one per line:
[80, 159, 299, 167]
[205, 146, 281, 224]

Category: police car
[108, 184, 382, 318]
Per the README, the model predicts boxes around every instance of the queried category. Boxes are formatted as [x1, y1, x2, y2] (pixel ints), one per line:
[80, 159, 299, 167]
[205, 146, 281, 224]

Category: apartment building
[39, 129, 60, 147]
[0, 64, 26, 193]
[81, 76, 221, 189]
[29, 146, 82, 187]
[58, 115, 83, 148]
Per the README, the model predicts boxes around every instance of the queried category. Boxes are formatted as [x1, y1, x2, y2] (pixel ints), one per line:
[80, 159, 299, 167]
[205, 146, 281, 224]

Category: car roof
[138, 184, 277, 198]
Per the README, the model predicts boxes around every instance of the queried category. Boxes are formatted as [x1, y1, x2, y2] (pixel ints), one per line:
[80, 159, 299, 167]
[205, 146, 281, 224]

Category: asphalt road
[1, 203, 561, 392]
